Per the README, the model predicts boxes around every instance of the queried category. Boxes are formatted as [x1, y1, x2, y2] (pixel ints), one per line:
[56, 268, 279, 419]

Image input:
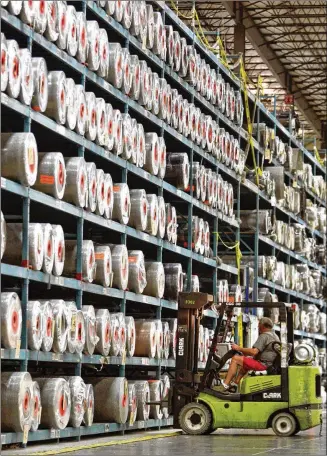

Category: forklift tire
[271, 412, 298, 437]
[179, 402, 213, 435]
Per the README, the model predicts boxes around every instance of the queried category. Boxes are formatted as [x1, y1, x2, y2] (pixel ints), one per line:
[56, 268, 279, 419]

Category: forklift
[172, 292, 323, 436]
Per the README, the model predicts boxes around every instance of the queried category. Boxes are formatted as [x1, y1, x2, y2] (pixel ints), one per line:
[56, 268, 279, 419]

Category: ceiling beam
[220, 1, 322, 137]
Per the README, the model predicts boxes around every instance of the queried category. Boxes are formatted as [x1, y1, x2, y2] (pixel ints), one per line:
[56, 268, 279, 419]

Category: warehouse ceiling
[174, 0, 327, 142]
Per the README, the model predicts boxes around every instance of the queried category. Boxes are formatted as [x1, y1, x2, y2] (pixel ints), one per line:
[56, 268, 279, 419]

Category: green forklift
[173, 292, 323, 436]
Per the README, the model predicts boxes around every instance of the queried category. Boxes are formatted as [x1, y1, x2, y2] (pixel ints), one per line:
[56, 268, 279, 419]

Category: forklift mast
[173, 294, 295, 425]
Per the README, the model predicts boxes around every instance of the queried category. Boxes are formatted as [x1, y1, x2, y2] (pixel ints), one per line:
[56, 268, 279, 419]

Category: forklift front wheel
[179, 402, 213, 435]
[271, 412, 298, 437]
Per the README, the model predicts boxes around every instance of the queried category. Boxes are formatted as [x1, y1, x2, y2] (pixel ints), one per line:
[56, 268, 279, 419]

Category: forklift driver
[220, 317, 280, 392]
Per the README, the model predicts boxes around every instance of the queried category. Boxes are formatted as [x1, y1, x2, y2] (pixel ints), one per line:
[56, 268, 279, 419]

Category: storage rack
[1, 0, 326, 447]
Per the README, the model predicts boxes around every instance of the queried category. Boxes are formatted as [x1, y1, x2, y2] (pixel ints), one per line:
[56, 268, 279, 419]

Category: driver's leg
[223, 355, 244, 387]
[234, 367, 246, 385]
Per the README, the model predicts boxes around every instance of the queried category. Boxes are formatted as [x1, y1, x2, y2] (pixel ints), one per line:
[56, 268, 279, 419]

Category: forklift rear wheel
[179, 402, 212, 435]
[272, 412, 298, 437]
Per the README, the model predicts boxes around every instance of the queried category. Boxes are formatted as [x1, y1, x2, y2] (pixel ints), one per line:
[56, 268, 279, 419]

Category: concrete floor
[3, 422, 325, 456]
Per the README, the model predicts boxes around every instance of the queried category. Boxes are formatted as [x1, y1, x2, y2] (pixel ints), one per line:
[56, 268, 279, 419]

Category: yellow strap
[314, 146, 324, 166]
[213, 232, 242, 285]
[237, 313, 243, 347]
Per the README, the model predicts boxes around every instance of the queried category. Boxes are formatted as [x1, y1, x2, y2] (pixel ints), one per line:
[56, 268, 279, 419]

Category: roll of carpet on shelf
[44, 1, 59, 43]
[63, 157, 87, 208]
[95, 309, 111, 356]
[144, 132, 160, 175]
[183, 274, 200, 293]
[83, 383, 94, 427]
[157, 136, 167, 179]
[19, 0, 35, 26]
[18, 48, 34, 106]
[113, 0, 125, 22]
[82, 305, 99, 356]
[1, 33, 8, 93]
[111, 313, 126, 356]
[165, 318, 177, 359]
[173, 31, 181, 72]
[121, 0, 133, 29]
[85, 92, 97, 142]
[152, 12, 163, 56]
[161, 374, 170, 418]
[66, 301, 85, 355]
[240, 210, 273, 235]
[85, 162, 97, 213]
[104, 1, 115, 16]
[164, 263, 183, 301]
[162, 321, 170, 360]
[122, 48, 132, 95]
[143, 262, 165, 298]
[148, 380, 163, 420]
[104, 173, 114, 220]
[90, 377, 128, 424]
[94, 245, 112, 288]
[86, 21, 100, 72]
[138, 60, 149, 106]
[6, 39, 21, 99]
[128, 250, 147, 294]
[1, 211, 6, 260]
[64, 240, 96, 283]
[66, 376, 86, 428]
[35, 152, 66, 200]
[51, 225, 65, 276]
[74, 85, 87, 136]
[134, 320, 157, 358]
[95, 98, 106, 146]
[1, 292, 22, 350]
[129, 189, 148, 232]
[128, 383, 138, 426]
[45, 71, 67, 125]
[129, 380, 150, 421]
[165, 204, 178, 245]
[27, 301, 43, 351]
[110, 244, 129, 291]
[130, 54, 141, 100]
[39, 301, 53, 352]
[108, 43, 123, 89]
[113, 183, 131, 225]
[157, 196, 166, 240]
[137, 123, 146, 168]
[1, 371, 33, 432]
[229, 284, 242, 304]
[4, 223, 44, 271]
[51, 300, 69, 354]
[39, 223, 54, 275]
[109, 314, 120, 356]
[155, 320, 163, 360]
[165, 153, 190, 190]
[146, 194, 159, 236]
[1, 132, 38, 186]
[150, 72, 160, 116]
[94, 169, 105, 216]
[66, 5, 78, 57]
[36, 377, 71, 430]
[125, 316, 136, 358]
[98, 28, 109, 78]
[138, 1, 148, 45]
[30, 381, 42, 432]
[121, 113, 133, 160]
[55, 1, 68, 50]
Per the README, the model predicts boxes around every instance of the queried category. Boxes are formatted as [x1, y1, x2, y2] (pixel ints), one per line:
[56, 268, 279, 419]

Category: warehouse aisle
[3, 423, 325, 456]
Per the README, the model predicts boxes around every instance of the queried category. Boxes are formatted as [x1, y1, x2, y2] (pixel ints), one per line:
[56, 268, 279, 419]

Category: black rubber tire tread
[179, 402, 212, 435]
[271, 412, 298, 437]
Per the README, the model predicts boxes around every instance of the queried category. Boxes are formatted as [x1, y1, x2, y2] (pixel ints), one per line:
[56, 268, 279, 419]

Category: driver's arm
[234, 347, 259, 357]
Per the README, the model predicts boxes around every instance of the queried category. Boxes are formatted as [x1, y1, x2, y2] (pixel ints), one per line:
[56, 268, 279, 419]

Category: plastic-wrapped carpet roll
[89, 377, 128, 424]
[138, 1, 148, 45]
[155, 319, 163, 360]
[86, 21, 100, 71]
[152, 12, 163, 56]
[66, 301, 78, 354]
[1, 292, 22, 350]
[112, 183, 131, 225]
[4, 223, 44, 271]
[44, 1, 59, 42]
[94, 245, 112, 288]
[128, 250, 147, 294]
[50, 300, 69, 354]
[95, 309, 111, 356]
[1, 33, 8, 93]
[129, 189, 148, 232]
[63, 157, 87, 208]
[150, 72, 160, 116]
[130, 1, 140, 37]
[40, 223, 54, 275]
[112, 109, 123, 156]
[95, 168, 105, 216]
[18, 48, 34, 106]
[66, 377, 86, 428]
[143, 262, 165, 298]
[86, 162, 97, 213]
[130, 55, 141, 100]
[113, 0, 125, 22]
[1, 372, 33, 432]
[157, 196, 166, 240]
[82, 305, 99, 356]
[83, 384, 94, 427]
[85, 92, 97, 142]
[6, 39, 21, 99]
[65, 240, 96, 283]
[110, 244, 129, 291]
[146, 4, 154, 49]
[166, 84, 173, 125]
[137, 123, 146, 168]
[121, 113, 133, 160]
[1, 211, 6, 260]
[122, 48, 132, 95]
[166, 25, 174, 67]
[128, 383, 138, 426]
[148, 380, 163, 420]
[111, 313, 126, 356]
[134, 320, 157, 358]
[36, 377, 71, 430]
[104, 103, 115, 151]
[163, 318, 177, 359]
[51, 225, 65, 277]
[161, 321, 170, 360]
[165, 153, 190, 190]
[98, 28, 109, 78]
[146, 194, 159, 236]
[129, 380, 150, 421]
[125, 316, 136, 357]
[55, 1, 68, 50]
[158, 78, 168, 121]
[108, 43, 123, 89]
[30, 381, 42, 432]
[69, 303, 85, 355]
[164, 263, 183, 301]
[65, 78, 77, 131]
[95, 98, 106, 146]
[75, 11, 88, 64]
[45, 71, 67, 125]
[65, 5, 77, 57]
[20, 0, 36, 26]
[129, 120, 139, 165]
[173, 31, 181, 72]
[74, 85, 87, 136]
[138, 60, 149, 106]
[1, 131, 38, 186]
[121, 0, 133, 29]
[161, 374, 170, 418]
[179, 38, 189, 79]
[182, 99, 191, 137]
[171, 89, 179, 129]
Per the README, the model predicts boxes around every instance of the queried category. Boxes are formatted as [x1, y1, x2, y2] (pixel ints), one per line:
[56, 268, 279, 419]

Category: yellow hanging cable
[213, 232, 242, 285]
[314, 146, 324, 166]
[170, 0, 196, 20]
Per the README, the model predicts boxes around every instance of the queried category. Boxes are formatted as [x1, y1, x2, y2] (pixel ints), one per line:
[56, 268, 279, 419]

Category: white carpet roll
[1, 292, 22, 350]
[95, 308, 111, 356]
[128, 250, 147, 294]
[125, 316, 136, 357]
[45, 71, 67, 125]
[130, 380, 150, 421]
[111, 244, 129, 291]
[82, 305, 99, 356]
[143, 262, 165, 298]
[112, 183, 131, 225]
[36, 377, 71, 430]
[27, 301, 43, 351]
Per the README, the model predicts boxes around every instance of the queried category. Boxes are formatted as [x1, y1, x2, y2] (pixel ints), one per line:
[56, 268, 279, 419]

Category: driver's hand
[231, 344, 240, 351]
